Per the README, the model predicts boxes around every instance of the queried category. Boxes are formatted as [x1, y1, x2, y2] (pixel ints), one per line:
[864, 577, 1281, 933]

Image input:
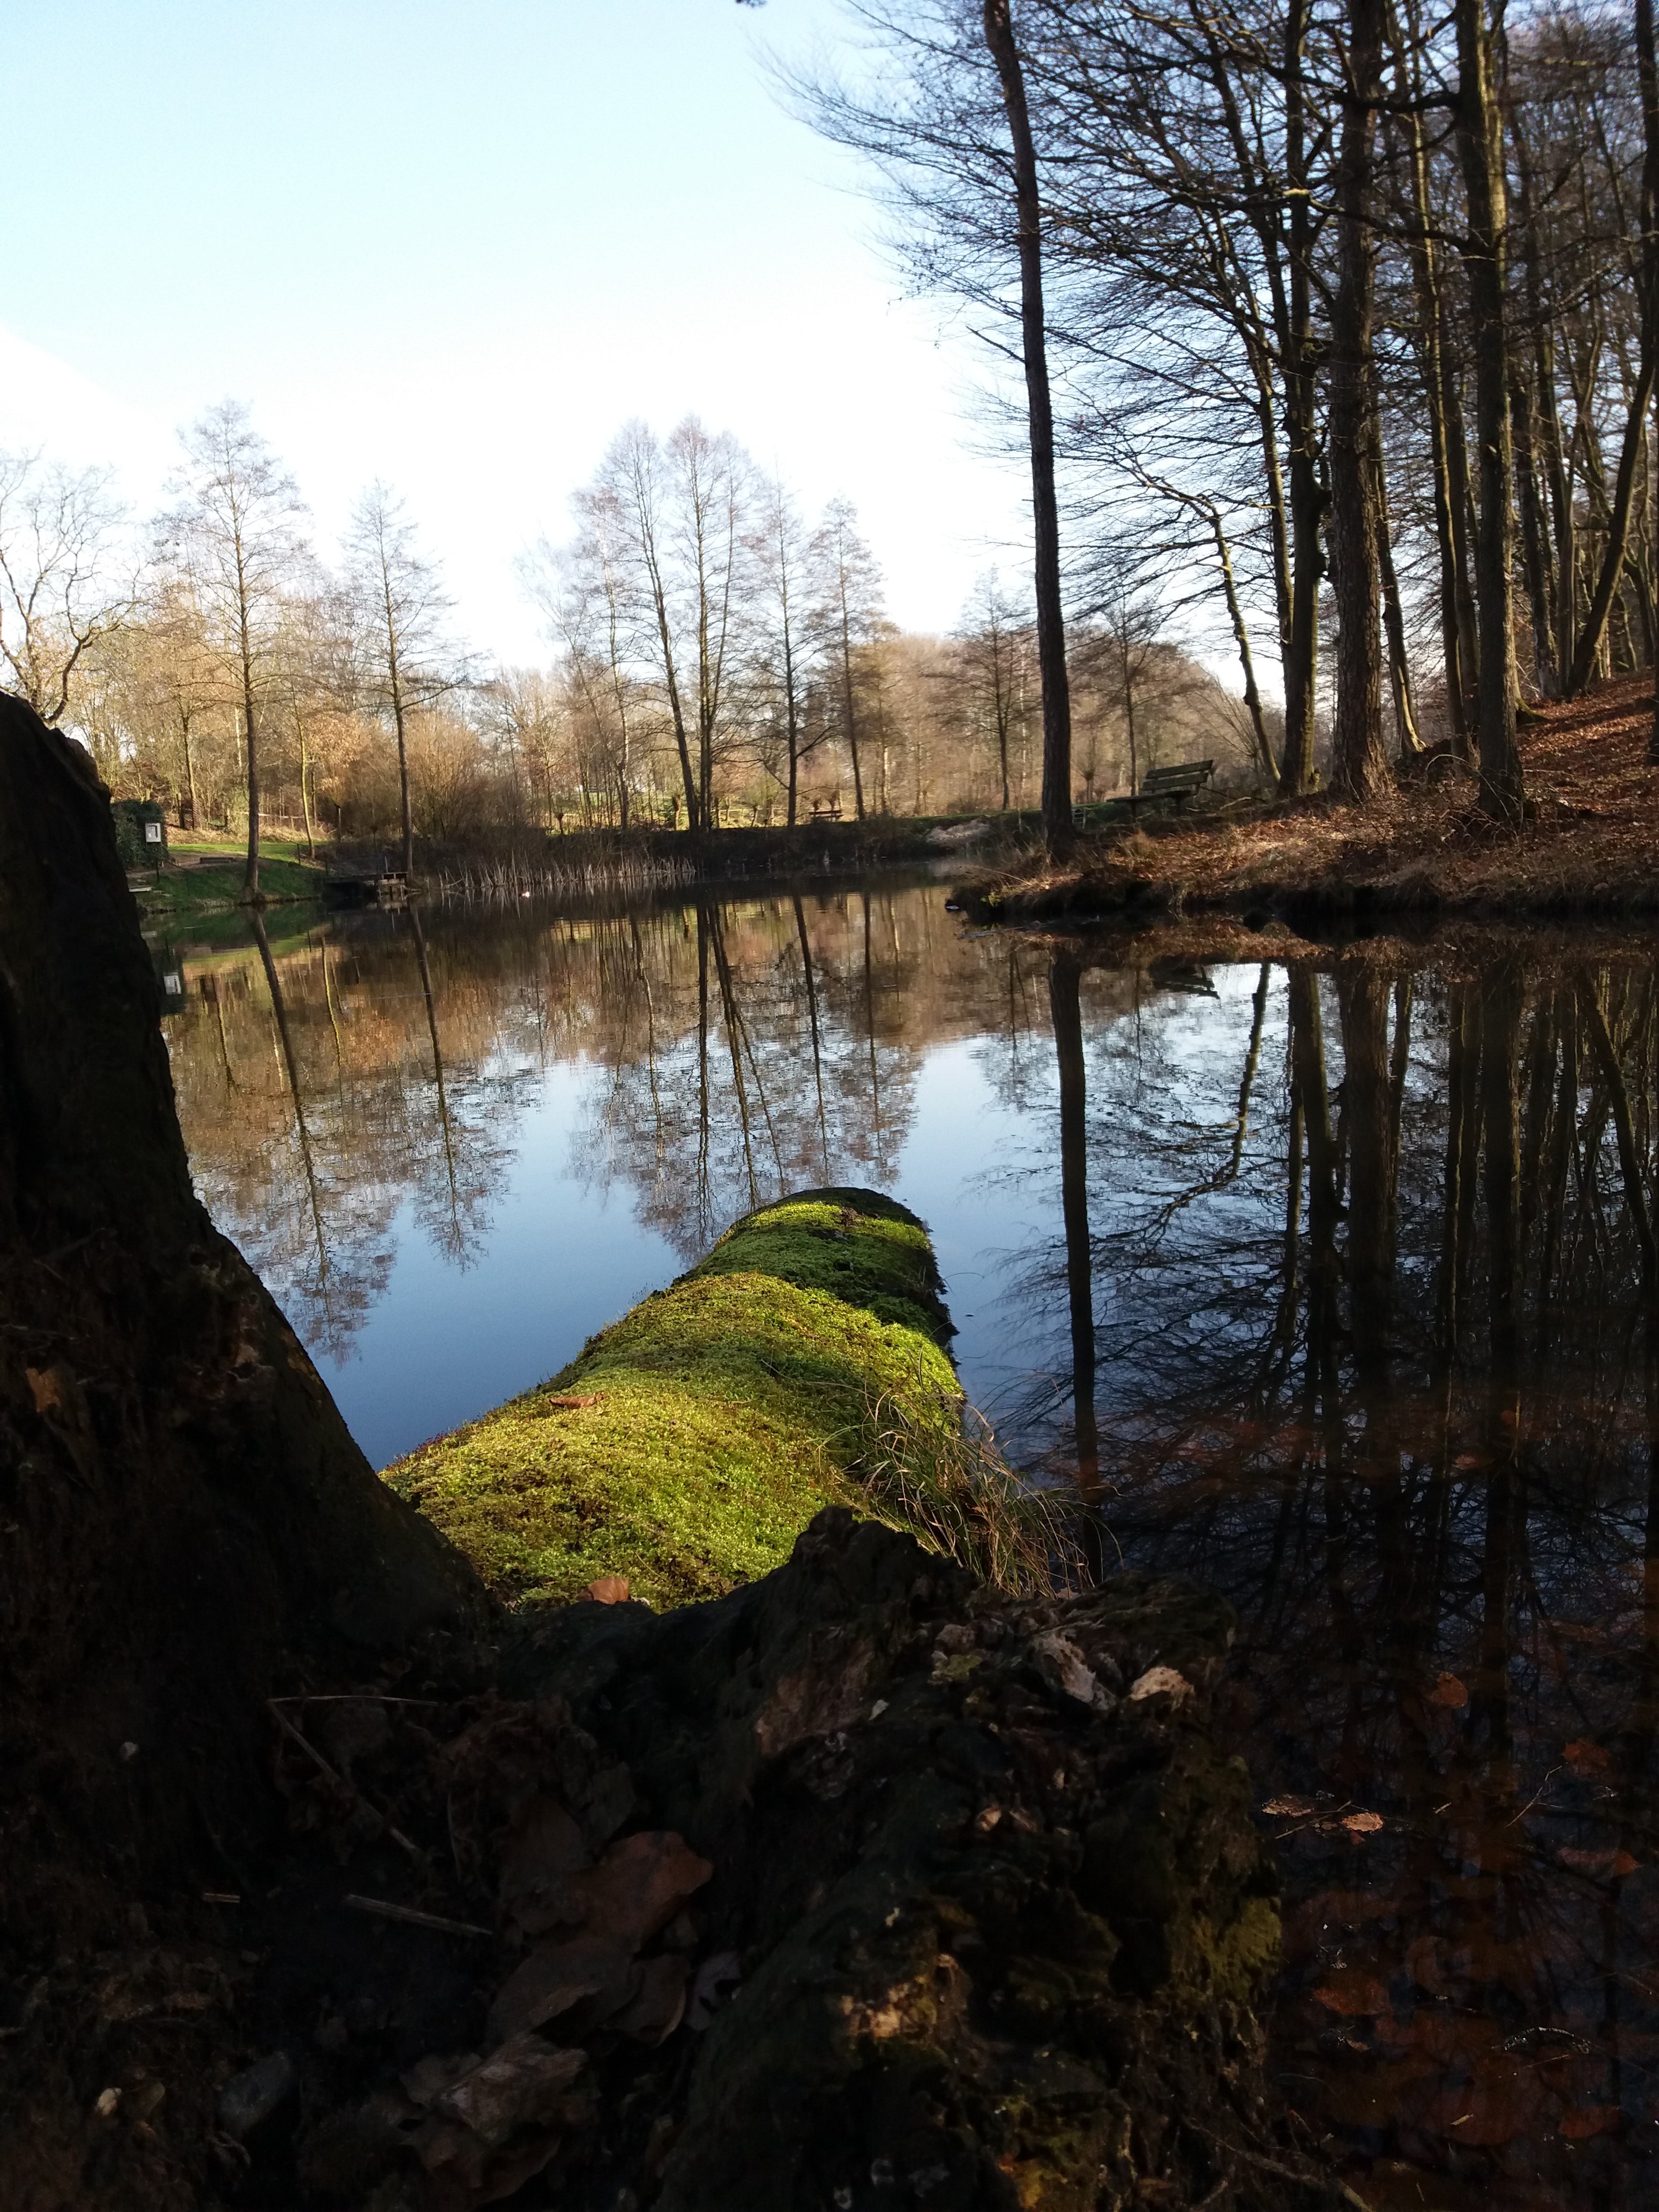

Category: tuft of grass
[387, 1187, 1060, 1611]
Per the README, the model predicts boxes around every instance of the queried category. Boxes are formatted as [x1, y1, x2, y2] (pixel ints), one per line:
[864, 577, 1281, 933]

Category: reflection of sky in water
[309, 963, 1272, 1469]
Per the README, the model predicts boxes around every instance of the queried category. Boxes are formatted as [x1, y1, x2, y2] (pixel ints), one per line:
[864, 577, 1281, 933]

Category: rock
[215, 2049, 297, 2139]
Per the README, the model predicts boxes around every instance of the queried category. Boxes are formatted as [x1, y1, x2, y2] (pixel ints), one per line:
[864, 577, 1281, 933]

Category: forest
[0, 409, 1256, 860]
[805, 0, 1659, 829]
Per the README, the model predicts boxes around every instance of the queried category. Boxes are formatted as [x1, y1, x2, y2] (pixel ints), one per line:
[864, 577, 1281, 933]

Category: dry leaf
[1558, 1847, 1639, 1879]
[1342, 1811, 1384, 1836]
[1426, 1673, 1468, 1709]
[1127, 1665, 1194, 1705]
[609, 1952, 689, 2044]
[1406, 1933, 1444, 1994]
[1311, 1970, 1392, 2018]
[1559, 2104, 1621, 2140]
[1563, 1739, 1610, 1775]
[566, 1830, 713, 1954]
[585, 1576, 631, 1604]
[431, 2035, 586, 2150]
[488, 1936, 636, 2043]
[1262, 1795, 1319, 1819]
[498, 1795, 588, 1937]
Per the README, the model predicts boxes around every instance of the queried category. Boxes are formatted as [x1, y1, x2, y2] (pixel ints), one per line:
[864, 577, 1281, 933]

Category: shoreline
[953, 672, 1659, 933]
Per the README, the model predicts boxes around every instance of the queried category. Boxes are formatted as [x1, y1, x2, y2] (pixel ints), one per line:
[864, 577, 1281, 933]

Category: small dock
[324, 864, 408, 909]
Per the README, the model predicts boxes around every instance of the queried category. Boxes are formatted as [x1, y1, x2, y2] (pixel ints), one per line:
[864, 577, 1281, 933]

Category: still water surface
[160, 880, 1659, 2210]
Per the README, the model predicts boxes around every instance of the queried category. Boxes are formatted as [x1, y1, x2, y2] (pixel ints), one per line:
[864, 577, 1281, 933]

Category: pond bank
[954, 674, 1659, 929]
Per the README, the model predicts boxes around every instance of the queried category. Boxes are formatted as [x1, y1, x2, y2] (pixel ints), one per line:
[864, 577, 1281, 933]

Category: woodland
[803, 0, 1659, 853]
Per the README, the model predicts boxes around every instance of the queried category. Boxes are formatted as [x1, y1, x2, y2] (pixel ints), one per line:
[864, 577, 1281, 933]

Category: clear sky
[0, 1, 1032, 666]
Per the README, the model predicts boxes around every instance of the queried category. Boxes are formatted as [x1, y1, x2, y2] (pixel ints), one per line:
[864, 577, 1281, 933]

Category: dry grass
[971, 675, 1659, 925]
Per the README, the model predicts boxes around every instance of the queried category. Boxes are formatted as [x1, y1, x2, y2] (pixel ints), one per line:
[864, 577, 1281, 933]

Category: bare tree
[345, 483, 453, 880]
[752, 475, 818, 824]
[982, 0, 1075, 854]
[164, 403, 307, 899]
[0, 450, 134, 726]
[813, 498, 884, 819]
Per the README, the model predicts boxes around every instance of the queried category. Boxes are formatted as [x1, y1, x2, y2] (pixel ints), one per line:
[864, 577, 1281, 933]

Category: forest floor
[958, 672, 1659, 929]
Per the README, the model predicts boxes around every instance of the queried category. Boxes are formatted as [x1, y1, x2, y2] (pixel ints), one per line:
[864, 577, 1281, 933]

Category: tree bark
[1278, 0, 1325, 797]
[1454, 0, 1526, 817]
[983, 0, 1074, 857]
[1328, 0, 1390, 800]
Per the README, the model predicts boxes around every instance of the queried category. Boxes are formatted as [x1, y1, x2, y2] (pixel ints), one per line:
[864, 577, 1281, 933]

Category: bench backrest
[1139, 759, 1215, 794]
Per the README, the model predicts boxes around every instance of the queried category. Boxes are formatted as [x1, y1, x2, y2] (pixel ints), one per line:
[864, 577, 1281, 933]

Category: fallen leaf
[488, 1936, 637, 2043]
[1559, 2105, 1621, 2140]
[1311, 1970, 1392, 2017]
[432, 2035, 586, 2149]
[1426, 1673, 1468, 1709]
[565, 1830, 713, 1953]
[1027, 1630, 1112, 1709]
[1262, 1795, 1320, 1819]
[402, 2053, 483, 2107]
[1406, 1933, 1444, 1994]
[585, 1575, 630, 1604]
[1341, 1812, 1384, 1835]
[1127, 1665, 1194, 1705]
[1557, 1847, 1639, 1879]
[498, 1795, 588, 1937]
[609, 1952, 689, 2044]
[1564, 1739, 1610, 1776]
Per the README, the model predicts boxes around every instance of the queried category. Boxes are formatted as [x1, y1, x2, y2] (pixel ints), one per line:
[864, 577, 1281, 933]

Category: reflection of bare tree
[1048, 949, 1099, 1514]
[993, 950, 1659, 2203]
[250, 909, 342, 1342]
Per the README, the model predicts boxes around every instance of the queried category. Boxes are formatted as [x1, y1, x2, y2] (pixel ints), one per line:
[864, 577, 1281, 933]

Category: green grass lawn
[386, 1189, 986, 1610]
[132, 843, 328, 918]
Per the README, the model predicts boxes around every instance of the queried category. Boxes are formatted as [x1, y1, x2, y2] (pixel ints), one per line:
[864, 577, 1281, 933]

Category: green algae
[386, 1187, 980, 1610]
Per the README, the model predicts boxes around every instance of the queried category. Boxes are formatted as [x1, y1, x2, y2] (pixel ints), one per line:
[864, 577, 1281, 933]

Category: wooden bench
[1138, 760, 1215, 813]
[809, 798, 843, 822]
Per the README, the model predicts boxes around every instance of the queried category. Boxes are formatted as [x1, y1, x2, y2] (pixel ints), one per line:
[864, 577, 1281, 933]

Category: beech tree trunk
[1454, 0, 1526, 817]
[1327, 0, 1390, 801]
[983, 0, 1074, 857]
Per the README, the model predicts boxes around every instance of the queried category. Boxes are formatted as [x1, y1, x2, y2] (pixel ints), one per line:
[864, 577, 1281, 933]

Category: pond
[158, 879, 1659, 2210]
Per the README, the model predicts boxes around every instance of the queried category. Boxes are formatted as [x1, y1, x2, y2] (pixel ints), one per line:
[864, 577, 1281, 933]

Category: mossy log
[388, 1190, 970, 1609]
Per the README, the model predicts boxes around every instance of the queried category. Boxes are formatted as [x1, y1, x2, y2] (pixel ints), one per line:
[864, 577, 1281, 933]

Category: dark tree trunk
[983, 0, 1074, 857]
[1454, 0, 1526, 817]
[0, 694, 481, 2183]
[1327, 0, 1390, 799]
[1279, 0, 1325, 797]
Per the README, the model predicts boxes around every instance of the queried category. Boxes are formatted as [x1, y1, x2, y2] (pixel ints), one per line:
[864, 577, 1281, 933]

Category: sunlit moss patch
[386, 1187, 966, 1610]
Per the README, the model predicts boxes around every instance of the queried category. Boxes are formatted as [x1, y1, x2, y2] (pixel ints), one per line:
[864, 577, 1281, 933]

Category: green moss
[387, 1190, 967, 1610]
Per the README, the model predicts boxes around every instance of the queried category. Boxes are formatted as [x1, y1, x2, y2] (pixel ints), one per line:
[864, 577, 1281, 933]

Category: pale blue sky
[1, 1, 1029, 663]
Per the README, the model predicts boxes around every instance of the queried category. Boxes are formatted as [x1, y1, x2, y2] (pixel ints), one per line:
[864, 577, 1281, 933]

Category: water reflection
[1027, 945, 1659, 2209]
[159, 892, 1659, 2206]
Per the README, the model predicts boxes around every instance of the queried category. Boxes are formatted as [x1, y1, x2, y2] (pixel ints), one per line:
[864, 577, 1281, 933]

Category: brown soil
[960, 675, 1659, 928]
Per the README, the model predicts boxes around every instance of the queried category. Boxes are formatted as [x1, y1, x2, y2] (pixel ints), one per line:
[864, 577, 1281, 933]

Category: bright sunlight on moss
[386, 1187, 981, 1610]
